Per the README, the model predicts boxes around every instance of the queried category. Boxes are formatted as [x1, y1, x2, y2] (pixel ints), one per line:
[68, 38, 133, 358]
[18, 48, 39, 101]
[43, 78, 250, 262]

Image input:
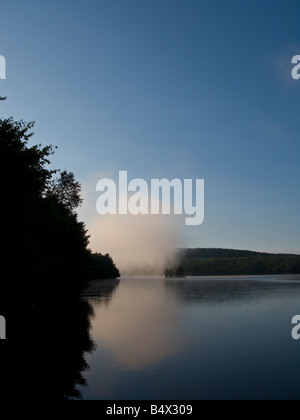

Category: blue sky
[0, 0, 300, 254]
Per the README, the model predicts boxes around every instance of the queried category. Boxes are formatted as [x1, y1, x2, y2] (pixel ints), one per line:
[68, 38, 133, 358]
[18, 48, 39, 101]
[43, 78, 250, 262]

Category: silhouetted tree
[175, 266, 185, 278]
[47, 170, 83, 213]
[89, 253, 120, 279]
[0, 106, 121, 400]
[0, 114, 120, 300]
[164, 266, 185, 278]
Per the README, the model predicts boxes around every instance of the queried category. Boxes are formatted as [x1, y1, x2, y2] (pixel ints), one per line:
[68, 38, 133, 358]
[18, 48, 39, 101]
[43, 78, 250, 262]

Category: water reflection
[3, 276, 300, 400]
[165, 275, 300, 306]
[0, 278, 120, 400]
[78, 275, 300, 400]
[83, 279, 120, 305]
[87, 278, 187, 371]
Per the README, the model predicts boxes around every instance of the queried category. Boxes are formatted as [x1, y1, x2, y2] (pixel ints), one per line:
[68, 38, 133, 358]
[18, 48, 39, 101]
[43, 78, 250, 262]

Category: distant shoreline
[165, 248, 300, 277]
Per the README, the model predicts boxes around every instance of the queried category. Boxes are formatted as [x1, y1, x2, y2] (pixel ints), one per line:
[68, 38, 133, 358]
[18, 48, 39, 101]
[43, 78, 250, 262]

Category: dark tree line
[181, 256, 300, 276]
[164, 266, 185, 278]
[169, 248, 300, 277]
[0, 107, 120, 400]
[89, 253, 120, 280]
[179, 248, 297, 260]
[0, 113, 120, 303]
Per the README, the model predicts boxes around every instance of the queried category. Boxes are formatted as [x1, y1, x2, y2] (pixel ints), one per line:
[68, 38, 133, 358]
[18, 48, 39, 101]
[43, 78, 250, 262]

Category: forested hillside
[166, 249, 300, 276]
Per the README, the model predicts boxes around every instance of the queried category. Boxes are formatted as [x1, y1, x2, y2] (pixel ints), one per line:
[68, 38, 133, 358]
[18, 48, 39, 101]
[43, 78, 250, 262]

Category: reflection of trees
[0, 279, 120, 400]
[83, 279, 120, 306]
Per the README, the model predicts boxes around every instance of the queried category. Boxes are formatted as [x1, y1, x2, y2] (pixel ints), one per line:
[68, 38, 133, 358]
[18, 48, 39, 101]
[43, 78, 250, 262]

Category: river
[77, 275, 300, 400]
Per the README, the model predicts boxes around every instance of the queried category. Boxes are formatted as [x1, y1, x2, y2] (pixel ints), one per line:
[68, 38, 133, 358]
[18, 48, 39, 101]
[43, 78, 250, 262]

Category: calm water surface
[78, 276, 300, 400]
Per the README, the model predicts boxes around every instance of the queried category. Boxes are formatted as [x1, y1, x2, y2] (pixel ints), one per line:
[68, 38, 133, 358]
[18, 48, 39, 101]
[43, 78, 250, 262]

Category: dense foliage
[182, 256, 300, 276]
[89, 253, 120, 280]
[0, 115, 120, 302]
[164, 266, 185, 278]
[181, 248, 276, 259]
[0, 110, 121, 399]
[165, 249, 300, 276]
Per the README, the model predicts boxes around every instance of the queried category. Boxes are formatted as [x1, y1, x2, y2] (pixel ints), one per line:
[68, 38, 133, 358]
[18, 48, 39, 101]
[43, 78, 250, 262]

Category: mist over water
[88, 214, 181, 275]
[79, 176, 187, 274]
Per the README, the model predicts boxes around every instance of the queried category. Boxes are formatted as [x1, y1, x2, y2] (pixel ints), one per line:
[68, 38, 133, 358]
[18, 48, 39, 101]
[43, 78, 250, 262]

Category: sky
[0, 0, 300, 264]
